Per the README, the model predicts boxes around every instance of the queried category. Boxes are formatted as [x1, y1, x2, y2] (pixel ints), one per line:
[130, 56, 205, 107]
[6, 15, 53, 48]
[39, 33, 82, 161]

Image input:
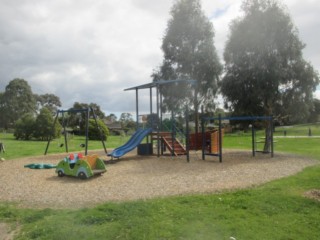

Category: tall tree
[105, 113, 118, 123]
[0, 92, 4, 128]
[34, 93, 62, 115]
[67, 102, 106, 133]
[119, 113, 134, 129]
[221, 0, 319, 151]
[34, 107, 61, 141]
[153, 0, 222, 132]
[309, 98, 320, 123]
[1, 78, 36, 128]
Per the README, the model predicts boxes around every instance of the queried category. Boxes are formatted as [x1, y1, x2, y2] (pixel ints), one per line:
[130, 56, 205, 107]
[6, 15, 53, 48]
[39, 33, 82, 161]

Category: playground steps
[153, 132, 186, 156]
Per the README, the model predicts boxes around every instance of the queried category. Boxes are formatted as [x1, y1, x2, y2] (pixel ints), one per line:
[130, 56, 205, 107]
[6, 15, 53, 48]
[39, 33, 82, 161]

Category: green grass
[223, 126, 320, 159]
[1, 165, 319, 239]
[0, 134, 130, 160]
[0, 126, 320, 239]
[275, 122, 320, 136]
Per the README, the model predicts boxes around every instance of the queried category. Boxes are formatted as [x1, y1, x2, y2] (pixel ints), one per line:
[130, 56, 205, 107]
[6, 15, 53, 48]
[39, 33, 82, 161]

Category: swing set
[44, 107, 107, 155]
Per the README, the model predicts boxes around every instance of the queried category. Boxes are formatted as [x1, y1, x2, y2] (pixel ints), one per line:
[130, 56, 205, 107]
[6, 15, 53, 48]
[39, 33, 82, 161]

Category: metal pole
[91, 107, 107, 154]
[150, 87, 153, 129]
[156, 86, 160, 157]
[160, 89, 163, 132]
[63, 112, 68, 153]
[271, 116, 274, 157]
[218, 114, 222, 163]
[186, 106, 190, 162]
[252, 124, 256, 157]
[201, 106, 205, 160]
[171, 110, 174, 156]
[85, 108, 89, 155]
[136, 88, 139, 130]
[160, 89, 164, 155]
[44, 110, 59, 155]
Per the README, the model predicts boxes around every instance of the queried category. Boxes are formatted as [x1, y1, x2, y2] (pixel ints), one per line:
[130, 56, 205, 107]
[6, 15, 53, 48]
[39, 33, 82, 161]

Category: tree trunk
[263, 120, 271, 153]
[194, 88, 199, 135]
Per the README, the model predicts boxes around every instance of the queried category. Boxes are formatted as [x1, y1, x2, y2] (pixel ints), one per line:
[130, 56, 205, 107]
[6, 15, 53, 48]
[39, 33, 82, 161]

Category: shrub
[33, 108, 61, 141]
[88, 119, 109, 141]
[14, 113, 36, 140]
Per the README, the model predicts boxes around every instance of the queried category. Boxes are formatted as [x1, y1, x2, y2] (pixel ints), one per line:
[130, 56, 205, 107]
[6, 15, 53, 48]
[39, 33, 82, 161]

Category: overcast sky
[1, 0, 319, 117]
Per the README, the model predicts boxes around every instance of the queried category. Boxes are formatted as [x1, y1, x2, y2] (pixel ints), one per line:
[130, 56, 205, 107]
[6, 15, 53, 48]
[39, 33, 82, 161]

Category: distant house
[103, 120, 123, 135]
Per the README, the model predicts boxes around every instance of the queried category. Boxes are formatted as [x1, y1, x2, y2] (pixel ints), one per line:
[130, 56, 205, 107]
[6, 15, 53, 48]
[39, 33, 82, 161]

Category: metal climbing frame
[201, 114, 274, 162]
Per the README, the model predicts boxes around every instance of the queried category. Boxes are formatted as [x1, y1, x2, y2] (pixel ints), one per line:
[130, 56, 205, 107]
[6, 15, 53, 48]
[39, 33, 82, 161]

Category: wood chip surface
[0, 150, 318, 209]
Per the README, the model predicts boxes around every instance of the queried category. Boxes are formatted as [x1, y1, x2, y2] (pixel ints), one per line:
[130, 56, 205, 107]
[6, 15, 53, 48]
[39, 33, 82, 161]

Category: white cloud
[0, 0, 319, 116]
[315, 87, 320, 100]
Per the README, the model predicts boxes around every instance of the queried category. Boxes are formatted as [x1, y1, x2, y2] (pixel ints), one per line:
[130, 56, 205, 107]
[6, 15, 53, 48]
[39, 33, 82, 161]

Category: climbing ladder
[152, 132, 186, 156]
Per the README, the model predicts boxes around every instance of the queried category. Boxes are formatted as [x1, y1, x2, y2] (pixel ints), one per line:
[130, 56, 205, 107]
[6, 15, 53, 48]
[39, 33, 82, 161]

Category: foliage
[88, 119, 109, 141]
[33, 107, 61, 141]
[105, 113, 118, 123]
[34, 93, 62, 115]
[0, 92, 4, 128]
[309, 98, 320, 123]
[161, 118, 184, 133]
[67, 102, 106, 131]
[146, 113, 159, 129]
[0, 78, 37, 129]
[13, 113, 36, 140]
[153, 0, 222, 129]
[221, 0, 319, 124]
[13, 108, 61, 141]
[119, 112, 135, 130]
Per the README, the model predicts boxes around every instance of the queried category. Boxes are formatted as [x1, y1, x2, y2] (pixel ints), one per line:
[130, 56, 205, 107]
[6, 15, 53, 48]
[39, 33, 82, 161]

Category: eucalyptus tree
[153, 0, 222, 132]
[34, 93, 62, 115]
[221, 0, 319, 151]
[1, 78, 37, 128]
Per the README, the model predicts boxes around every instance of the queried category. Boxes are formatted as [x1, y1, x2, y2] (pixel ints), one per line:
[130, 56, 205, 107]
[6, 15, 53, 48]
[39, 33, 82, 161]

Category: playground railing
[161, 121, 186, 147]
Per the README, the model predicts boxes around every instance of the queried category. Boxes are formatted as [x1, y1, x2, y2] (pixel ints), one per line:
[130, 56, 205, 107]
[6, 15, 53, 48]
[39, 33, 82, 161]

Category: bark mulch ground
[0, 149, 318, 209]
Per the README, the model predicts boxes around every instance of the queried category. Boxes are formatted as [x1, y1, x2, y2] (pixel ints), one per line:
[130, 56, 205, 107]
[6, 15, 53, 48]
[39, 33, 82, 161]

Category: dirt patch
[304, 189, 320, 202]
[0, 222, 19, 240]
[0, 150, 318, 209]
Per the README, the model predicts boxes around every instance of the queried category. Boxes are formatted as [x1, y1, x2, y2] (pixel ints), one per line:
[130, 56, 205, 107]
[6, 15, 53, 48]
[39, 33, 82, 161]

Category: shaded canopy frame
[124, 79, 197, 129]
[201, 114, 274, 162]
[124, 79, 197, 161]
[44, 107, 107, 156]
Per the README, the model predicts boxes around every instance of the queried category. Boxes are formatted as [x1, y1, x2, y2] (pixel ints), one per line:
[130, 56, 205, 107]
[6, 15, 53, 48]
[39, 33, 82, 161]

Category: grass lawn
[0, 134, 130, 160]
[0, 126, 319, 240]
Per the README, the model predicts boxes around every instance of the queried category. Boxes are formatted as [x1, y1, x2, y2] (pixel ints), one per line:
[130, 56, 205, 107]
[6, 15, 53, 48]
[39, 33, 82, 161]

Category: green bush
[14, 113, 36, 140]
[34, 108, 61, 140]
[88, 119, 109, 141]
[14, 108, 61, 141]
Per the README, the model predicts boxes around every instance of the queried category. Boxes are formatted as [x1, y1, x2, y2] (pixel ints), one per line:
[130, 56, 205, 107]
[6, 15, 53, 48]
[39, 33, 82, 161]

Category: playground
[0, 149, 317, 209]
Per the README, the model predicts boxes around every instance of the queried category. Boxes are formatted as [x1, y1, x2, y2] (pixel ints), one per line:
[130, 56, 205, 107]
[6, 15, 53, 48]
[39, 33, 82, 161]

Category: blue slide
[108, 128, 153, 158]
